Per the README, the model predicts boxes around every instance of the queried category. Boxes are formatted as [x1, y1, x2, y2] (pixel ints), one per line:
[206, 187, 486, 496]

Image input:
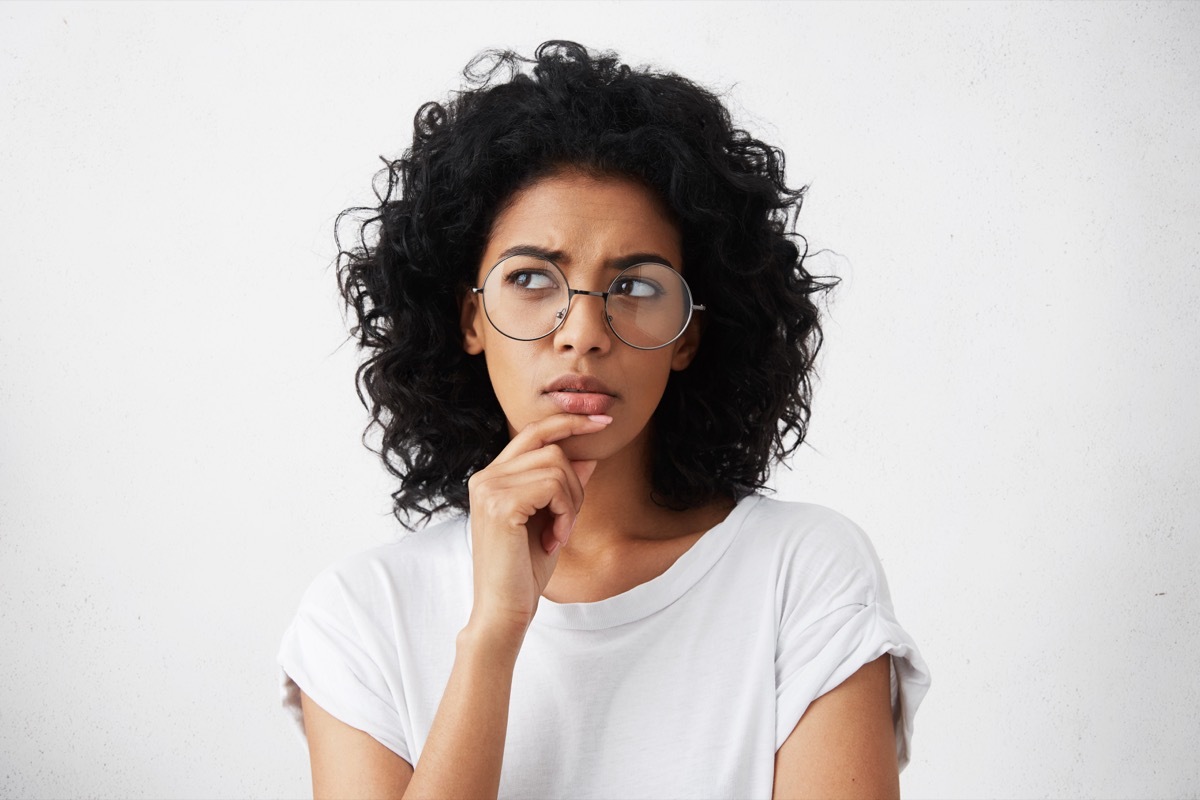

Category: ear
[669, 317, 701, 371]
[460, 290, 486, 355]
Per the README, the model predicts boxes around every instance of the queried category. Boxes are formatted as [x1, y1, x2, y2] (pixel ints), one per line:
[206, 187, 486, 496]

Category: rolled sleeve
[277, 568, 411, 763]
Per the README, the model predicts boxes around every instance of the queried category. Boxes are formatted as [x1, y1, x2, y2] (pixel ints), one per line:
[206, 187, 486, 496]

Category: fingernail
[547, 539, 560, 555]
[587, 414, 613, 424]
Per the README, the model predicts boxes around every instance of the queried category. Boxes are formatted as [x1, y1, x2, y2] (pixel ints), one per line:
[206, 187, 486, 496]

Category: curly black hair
[336, 41, 836, 528]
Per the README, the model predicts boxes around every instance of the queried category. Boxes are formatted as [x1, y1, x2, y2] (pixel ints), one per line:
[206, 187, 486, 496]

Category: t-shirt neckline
[524, 493, 761, 631]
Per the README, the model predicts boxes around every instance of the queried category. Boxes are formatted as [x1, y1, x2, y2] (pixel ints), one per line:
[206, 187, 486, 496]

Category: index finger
[495, 412, 613, 463]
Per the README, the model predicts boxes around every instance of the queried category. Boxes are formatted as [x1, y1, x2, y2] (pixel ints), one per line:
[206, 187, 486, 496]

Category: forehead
[480, 171, 682, 274]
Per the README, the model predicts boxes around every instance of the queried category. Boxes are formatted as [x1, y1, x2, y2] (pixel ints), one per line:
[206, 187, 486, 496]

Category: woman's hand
[464, 412, 612, 644]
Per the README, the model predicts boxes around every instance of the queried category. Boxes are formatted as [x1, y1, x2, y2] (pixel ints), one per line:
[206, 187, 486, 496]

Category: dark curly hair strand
[336, 41, 837, 529]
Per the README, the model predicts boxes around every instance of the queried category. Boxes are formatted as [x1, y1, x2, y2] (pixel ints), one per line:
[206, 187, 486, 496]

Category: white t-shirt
[277, 494, 930, 798]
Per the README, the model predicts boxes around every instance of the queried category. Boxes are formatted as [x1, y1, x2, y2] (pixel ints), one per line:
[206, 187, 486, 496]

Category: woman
[278, 41, 929, 799]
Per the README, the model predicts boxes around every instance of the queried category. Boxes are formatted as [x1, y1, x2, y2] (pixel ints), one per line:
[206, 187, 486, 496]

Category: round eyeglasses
[471, 255, 706, 350]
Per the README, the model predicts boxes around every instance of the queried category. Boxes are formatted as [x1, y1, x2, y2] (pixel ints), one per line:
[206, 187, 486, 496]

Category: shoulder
[278, 517, 470, 766]
[740, 495, 881, 570]
[297, 515, 472, 617]
[734, 495, 890, 610]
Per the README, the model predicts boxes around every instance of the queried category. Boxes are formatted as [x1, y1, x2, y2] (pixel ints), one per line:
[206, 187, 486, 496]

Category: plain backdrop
[2, 2, 1198, 798]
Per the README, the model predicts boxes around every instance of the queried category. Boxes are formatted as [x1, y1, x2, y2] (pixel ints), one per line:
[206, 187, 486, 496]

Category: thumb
[570, 459, 598, 489]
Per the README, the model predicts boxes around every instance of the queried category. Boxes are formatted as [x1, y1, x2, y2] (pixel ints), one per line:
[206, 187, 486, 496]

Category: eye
[611, 276, 662, 298]
[506, 270, 557, 290]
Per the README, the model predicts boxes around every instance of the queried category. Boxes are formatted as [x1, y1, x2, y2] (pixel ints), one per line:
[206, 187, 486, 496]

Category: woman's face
[461, 169, 700, 462]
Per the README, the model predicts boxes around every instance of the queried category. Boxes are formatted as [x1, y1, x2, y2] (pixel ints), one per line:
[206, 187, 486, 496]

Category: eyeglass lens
[480, 256, 693, 349]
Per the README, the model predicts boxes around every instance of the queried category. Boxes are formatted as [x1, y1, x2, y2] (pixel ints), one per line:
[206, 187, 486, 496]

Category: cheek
[634, 355, 675, 407]
[482, 344, 541, 426]
[604, 353, 675, 434]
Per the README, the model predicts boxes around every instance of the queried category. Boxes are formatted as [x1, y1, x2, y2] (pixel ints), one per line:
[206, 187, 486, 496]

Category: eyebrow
[494, 244, 677, 271]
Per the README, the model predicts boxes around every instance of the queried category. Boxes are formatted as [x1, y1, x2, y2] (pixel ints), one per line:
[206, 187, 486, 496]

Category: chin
[558, 435, 617, 463]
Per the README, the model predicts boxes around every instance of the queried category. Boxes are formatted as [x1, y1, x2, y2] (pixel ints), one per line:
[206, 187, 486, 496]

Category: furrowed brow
[495, 244, 567, 263]
[605, 252, 677, 271]
[492, 246, 677, 271]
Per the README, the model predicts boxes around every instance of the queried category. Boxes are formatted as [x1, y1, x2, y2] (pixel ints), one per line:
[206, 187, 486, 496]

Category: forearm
[402, 623, 522, 800]
[402, 414, 598, 798]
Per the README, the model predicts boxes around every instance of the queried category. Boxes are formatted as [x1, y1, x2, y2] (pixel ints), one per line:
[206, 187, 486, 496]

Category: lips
[545, 375, 615, 395]
[543, 374, 617, 415]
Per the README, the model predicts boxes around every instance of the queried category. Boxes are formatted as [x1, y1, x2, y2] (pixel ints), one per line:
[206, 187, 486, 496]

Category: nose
[552, 290, 613, 354]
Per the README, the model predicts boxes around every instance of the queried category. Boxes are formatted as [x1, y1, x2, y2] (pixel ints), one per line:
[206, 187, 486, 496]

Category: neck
[560, 433, 735, 559]
[543, 440, 736, 603]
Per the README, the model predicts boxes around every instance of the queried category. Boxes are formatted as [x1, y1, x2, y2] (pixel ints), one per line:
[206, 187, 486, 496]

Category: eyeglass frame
[469, 254, 707, 351]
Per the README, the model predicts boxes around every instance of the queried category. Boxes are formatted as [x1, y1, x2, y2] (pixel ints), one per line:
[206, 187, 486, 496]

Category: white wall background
[1, 2, 1197, 797]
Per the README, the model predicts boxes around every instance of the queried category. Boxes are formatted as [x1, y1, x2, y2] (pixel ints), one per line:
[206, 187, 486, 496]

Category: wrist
[457, 615, 527, 665]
